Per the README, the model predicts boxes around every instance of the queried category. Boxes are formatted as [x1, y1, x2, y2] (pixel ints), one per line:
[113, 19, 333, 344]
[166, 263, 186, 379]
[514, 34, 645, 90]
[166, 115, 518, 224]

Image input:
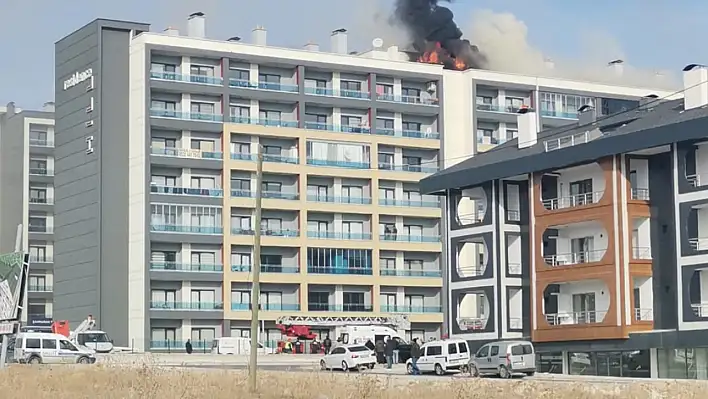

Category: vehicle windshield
[349, 346, 370, 352]
[78, 332, 110, 345]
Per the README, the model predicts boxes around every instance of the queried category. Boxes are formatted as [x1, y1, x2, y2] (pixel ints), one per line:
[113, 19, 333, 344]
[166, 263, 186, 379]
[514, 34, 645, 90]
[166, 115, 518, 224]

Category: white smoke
[463, 9, 679, 89]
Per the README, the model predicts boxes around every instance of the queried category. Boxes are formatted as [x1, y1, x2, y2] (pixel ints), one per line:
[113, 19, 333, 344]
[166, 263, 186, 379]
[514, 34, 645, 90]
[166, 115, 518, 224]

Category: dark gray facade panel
[149, 156, 222, 170]
[150, 310, 224, 320]
[150, 233, 223, 245]
[648, 152, 678, 330]
[493, 182, 503, 334]
[149, 194, 222, 206]
[150, 80, 224, 96]
[0, 114, 26, 253]
[449, 232, 494, 282]
[150, 272, 223, 283]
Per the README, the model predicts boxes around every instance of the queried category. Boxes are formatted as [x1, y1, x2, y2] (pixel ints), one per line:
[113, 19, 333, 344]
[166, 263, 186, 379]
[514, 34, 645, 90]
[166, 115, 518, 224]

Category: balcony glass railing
[379, 234, 441, 243]
[307, 158, 370, 169]
[29, 256, 53, 263]
[544, 250, 605, 266]
[689, 238, 708, 251]
[378, 198, 439, 208]
[540, 109, 579, 119]
[150, 340, 213, 350]
[229, 79, 299, 93]
[305, 87, 370, 99]
[374, 128, 440, 140]
[634, 308, 654, 321]
[150, 185, 223, 197]
[228, 116, 299, 128]
[28, 285, 53, 292]
[150, 71, 224, 85]
[542, 191, 603, 210]
[231, 227, 300, 237]
[29, 139, 54, 147]
[377, 163, 438, 173]
[29, 168, 53, 176]
[307, 231, 372, 240]
[149, 301, 224, 310]
[150, 224, 223, 235]
[151, 146, 223, 160]
[231, 264, 300, 273]
[457, 265, 485, 277]
[29, 197, 54, 205]
[229, 152, 299, 164]
[231, 303, 301, 311]
[375, 93, 438, 106]
[506, 210, 521, 221]
[545, 310, 607, 325]
[380, 305, 442, 313]
[631, 188, 650, 201]
[692, 303, 708, 317]
[308, 195, 372, 205]
[28, 226, 52, 233]
[303, 121, 371, 134]
[149, 108, 223, 122]
[150, 262, 223, 272]
[263, 191, 299, 200]
[307, 266, 373, 275]
[308, 303, 373, 312]
[475, 103, 521, 113]
[379, 269, 442, 278]
[632, 246, 652, 260]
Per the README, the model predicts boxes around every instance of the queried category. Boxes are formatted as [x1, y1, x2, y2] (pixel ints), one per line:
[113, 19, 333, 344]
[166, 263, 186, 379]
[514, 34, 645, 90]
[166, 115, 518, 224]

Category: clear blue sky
[0, 0, 705, 109]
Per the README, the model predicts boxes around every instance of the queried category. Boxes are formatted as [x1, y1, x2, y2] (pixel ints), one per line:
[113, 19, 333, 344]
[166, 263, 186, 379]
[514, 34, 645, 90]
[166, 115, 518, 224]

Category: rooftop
[420, 97, 708, 194]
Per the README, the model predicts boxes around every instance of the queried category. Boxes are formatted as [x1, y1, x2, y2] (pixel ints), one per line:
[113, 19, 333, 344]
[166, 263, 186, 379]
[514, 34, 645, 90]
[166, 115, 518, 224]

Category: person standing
[384, 337, 395, 369]
[375, 339, 385, 364]
[409, 338, 421, 375]
[323, 335, 332, 355]
[185, 339, 193, 354]
[392, 338, 400, 364]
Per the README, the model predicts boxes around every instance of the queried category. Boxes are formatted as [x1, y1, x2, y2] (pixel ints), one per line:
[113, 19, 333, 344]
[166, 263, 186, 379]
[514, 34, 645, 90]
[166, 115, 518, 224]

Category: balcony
[29, 196, 54, 205]
[304, 121, 372, 135]
[545, 310, 607, 325]
[305, 86, 370, 99]
[306, 157, 369, 169]
[475, 103, 519, 113]
[380, 305, 441, 313]
[229, 79, 299, 93]
[29, 256, 53, 264]
[631, 188, 650, 201]
[229, 116, 299, 128]
[544, 250, 604, 266]
[28, 226, 53, 233]
[543, 192, 603, 210]
[149, 262, 223, 272]
[264, 153, 299, 164]
[379, 269, 441, 278]
[542, 280, 609, 326]
[307, 231, 372, 241]
[692, 304, 708, 317]
[230, 264, 299, 273]
[151, 185, 223, 197]
[540, 109, 578, 119]
[149, 301, 224, 310]
[150, 71, 224, 86]
[456, 239, 487, 278]
[29, 167, 53, 176]
[308, 303, 373, 312]
[378, 198, 439, 208]
[151, 146, 223, 160]
[375, 128, 439, 140]
[231, 302, 301, 311]
[307, 195, 371, 205]
[29, 138, 54, 147]
[456, 291, 490, 332]
[540, 163, 606, 210]
[307, 266, 373, 275]
[542, 221, 608, 267]
[634, 308, 654, 321]
[454, 187, 487, 227]
[377, 163, 438, 174]
[507, 263, 522, 275]
[380, 234, 440, 243]
[375, 93, 437, 106]
[632, 247, 652, 260]
[150, 224, 223, 235]
[149, 108, 223, 123]
[231, 227, 299, 237]
[28, 284, 52, 292]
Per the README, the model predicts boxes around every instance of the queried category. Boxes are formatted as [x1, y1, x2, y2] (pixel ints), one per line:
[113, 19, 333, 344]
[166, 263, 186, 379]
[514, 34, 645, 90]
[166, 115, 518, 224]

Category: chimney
[608, 59, 624, 76]
[227, 36, 241, 42]
[683, 64, 708, 110]
[304, 42, 319, 51]
[42, 102, 55, 112]
[387, 45, 399, 60]
[252, 26, 267, 46]
[577, 104, 596, 125]
[639, 94, 659, 111]
[544, 58, 555, 70]
[331, 28, 348, 54]
[6, 102, 16, 117]
[516, 107, 538, 149]
[163, 27, 179, 36]
[186, 12, 206, 38]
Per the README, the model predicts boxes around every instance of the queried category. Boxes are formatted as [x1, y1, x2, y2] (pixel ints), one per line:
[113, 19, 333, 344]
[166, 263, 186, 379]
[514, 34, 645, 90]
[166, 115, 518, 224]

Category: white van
[210, 337, 276, 355]
[406, 338, 470, 375]
[14, 332, 97, 365]
[338, 326, 407, 346]
[469, 340, 536, 378]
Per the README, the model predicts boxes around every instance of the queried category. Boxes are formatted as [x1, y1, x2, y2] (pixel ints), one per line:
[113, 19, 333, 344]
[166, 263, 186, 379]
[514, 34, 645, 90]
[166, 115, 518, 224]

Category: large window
[150, 204, 221, 227]
[564, 350, 650, 378]
[306, 248, 372, 272]
[657, 348, 708, 379]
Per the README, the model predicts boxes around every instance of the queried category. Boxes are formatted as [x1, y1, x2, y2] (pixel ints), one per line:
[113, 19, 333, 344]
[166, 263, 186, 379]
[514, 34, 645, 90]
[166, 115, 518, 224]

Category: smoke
[462, 9, 678, 89]
[392, 0, 486, 68]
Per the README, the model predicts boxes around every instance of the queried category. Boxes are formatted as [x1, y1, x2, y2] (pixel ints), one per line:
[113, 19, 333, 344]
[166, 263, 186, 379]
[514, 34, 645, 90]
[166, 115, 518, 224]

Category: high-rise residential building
[53, 14, 674, 352]
[420, 65, 708, 379]
[0, 102, 56, 326]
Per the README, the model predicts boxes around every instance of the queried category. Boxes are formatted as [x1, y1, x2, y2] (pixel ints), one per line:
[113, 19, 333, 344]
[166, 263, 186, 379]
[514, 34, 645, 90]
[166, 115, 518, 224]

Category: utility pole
[248, 145, 265, 392]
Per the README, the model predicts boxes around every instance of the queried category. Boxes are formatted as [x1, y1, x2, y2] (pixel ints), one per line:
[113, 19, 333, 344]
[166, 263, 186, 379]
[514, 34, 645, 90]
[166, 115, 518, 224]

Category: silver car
[468, 340, 536, 378]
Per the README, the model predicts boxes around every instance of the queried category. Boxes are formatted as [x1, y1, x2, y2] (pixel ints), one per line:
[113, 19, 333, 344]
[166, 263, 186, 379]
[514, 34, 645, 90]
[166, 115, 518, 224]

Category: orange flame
[416, 41, 468, 70]
[453, 58, 466, 70]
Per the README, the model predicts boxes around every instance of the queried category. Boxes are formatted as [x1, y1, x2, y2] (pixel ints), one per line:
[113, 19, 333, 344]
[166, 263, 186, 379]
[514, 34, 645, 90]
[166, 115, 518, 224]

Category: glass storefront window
[621, 350, 650, 378]
[658, 348, 690, 379]
[568, 352, 596, 375]
[596, 351, 622, 377]
[567, 350, 650, 377]
[536, 352, 562, 374]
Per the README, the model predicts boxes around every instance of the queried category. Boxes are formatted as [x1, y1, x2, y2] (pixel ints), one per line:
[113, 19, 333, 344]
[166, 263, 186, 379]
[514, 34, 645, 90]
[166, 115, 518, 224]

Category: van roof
[17, 332, 66, 339]
[421, 338, 467, 345]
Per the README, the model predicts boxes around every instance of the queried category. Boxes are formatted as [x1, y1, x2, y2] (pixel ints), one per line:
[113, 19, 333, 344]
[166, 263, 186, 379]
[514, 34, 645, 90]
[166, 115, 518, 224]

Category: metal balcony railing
[632, 247, 652, 260]
[544, 250, 605, 266]
[689, 238, 708, 251]
[544, 310, 607, 325]
[630, 188, 650, 201]
[634, 308, 654, 321]
[507, 263, 522, 275]
[692, 303, 708, 317]
[542, 191, 603, 210]
[457, 317, 488, 331]
[457, 265, 485, 277]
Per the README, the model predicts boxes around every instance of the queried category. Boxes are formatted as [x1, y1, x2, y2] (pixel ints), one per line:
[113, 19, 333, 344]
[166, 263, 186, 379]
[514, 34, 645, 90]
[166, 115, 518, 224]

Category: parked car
[14, 332, 97, 365]
[320, 344, 376, 371]
[468, 340, 536, 378]
[405, 338, 471, 375]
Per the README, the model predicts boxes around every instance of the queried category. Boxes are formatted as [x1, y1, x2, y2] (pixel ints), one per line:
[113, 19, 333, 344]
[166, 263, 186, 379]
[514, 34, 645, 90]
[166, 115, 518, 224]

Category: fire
[416, 42, 467, 71]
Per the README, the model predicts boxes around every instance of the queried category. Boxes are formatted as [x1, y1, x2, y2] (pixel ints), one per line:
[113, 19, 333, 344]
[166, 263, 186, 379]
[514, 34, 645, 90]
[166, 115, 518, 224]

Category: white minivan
[406, 338, 470, 375]
[14, 332, 97, 365]
[210, 337, 276, 355]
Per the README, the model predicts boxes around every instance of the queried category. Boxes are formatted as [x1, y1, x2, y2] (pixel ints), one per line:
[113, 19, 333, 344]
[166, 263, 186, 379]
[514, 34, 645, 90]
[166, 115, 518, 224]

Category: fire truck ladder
[69, 316, 96, 340]
[276, 315, 411, 330]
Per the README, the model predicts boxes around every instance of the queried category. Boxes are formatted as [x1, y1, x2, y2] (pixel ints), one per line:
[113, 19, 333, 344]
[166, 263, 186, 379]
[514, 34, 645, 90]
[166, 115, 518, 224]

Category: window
[191, 252, 216, 265]
[307, 185, 328, 200]
[230, 105, 250, 119]
[340, 80, 362, 92]
[476, 96, 493, 105]
[151, 328, 177, 344]
[263, 145, 282, 156]
[376, 84, 393, 95]
[506, 129, 518, 140]
[378, 153, 394, 168]
[29, 246, 47, 262]
[28, 217, 47, 232]
[458, 342, 468, 353]
[26, 339, 40, 349]
[191, 328, 216, 343]
[259, 109, 281, 121]
[191, 176, 215, 189]
[232, 290, 250, 304]
[426, 345, 442, 356]
[261, 218, 282, 232]
[404, 259, 423, 271]
[151, 289, 177, 304]
[404, 224, 423, 237]
[259, 73, 281, 84]
[191, 290, 216, 303]
[402, 121, 421, 132]
[151, 137, 177, 149]
[232, 215, 251, 230]
[305, 114, 328, 124]
[376, 118, 394, 130]
[380, 258, 395, 270]
[190, 206, 218, 227]
[405, 295, 424, 309]
[308, 220, 329, 233]
[151, 100, 176, 110]
[231, 179, 251, 195]
[402, 87, 420, 99]
[381, 293, 396, 306]
[60, 340, 78, 351]
[261, 254, 282, 267]
[29, 188, 47, 203]
[29, 127, 48, 145]
[477, 128, 494, 143]
[342, 185, 363, 198]
[231, 69, 249, 81]
[305, 79, 327, 89]
[403, 156, 421, 171]
[490, 346, 499, 356]
[152, 175, 177, 187]
[231, 253, 251, 266]
[151, 63, 177, 73]
[191, 139, 215, 152]
[231, 142, 250, 155]
[190, 65, 214, 77]
[42, 339, 57, 349]
[505, 97, 524, 110]
[403, 190, 421, 202]
[476, 345, 489, 357]
[570, 179, 593, 196]
[448, 343, 458, 354]
[29, 275, 47, 290]
[342, 221, 363, 236]
[190, 102, 215, 114]
[331, 347, 346, 355]
[341, 115, 362, 127]
[29, 159, 48, 173]
[262, 181, 282, 194]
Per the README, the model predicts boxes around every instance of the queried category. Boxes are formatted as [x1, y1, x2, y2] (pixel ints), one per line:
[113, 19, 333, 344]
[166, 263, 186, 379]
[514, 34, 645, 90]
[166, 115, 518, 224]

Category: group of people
[382, 225, 398, 240]
[320, 334, 423, 375]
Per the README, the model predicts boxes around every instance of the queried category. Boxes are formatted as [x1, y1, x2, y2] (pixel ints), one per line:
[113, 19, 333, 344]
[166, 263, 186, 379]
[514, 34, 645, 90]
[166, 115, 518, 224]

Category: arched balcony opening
[456, 291, 490, 332]
[540, 163, 605, 211]
[456, 239, 487, 278]
[542, 221, 608, 267]
[456, 187, 486, 226]
[542, 280, 610, 326]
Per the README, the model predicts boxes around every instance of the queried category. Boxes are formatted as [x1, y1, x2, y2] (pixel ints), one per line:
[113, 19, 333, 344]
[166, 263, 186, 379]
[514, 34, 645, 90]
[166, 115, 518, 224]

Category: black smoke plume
[392, 0, 487, 69]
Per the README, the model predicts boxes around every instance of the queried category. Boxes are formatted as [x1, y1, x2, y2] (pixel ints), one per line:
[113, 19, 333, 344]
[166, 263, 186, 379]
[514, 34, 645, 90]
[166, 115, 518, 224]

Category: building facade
[53, 15, 675, 352]
[421, 64, 708, 379]
[0, 102, 56, 325]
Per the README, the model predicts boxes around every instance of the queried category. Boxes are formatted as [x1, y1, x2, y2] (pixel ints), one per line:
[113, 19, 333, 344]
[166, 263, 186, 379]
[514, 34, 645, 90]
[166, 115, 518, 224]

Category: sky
[1, 0, 707, 109]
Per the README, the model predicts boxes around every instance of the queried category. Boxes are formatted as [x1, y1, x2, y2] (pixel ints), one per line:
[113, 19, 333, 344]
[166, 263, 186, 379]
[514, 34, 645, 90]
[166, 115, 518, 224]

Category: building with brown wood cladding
[421, 64, 708, 379]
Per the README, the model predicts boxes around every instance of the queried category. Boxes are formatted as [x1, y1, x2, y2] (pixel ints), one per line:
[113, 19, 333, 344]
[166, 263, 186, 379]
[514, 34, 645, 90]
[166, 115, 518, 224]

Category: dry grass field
[2, 364, 708, 398]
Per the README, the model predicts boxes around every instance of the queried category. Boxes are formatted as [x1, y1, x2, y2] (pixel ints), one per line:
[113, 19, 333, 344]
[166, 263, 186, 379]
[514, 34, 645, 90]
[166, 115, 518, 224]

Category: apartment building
[0, 102, 56, 326]
[419, 64, 708, 379]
